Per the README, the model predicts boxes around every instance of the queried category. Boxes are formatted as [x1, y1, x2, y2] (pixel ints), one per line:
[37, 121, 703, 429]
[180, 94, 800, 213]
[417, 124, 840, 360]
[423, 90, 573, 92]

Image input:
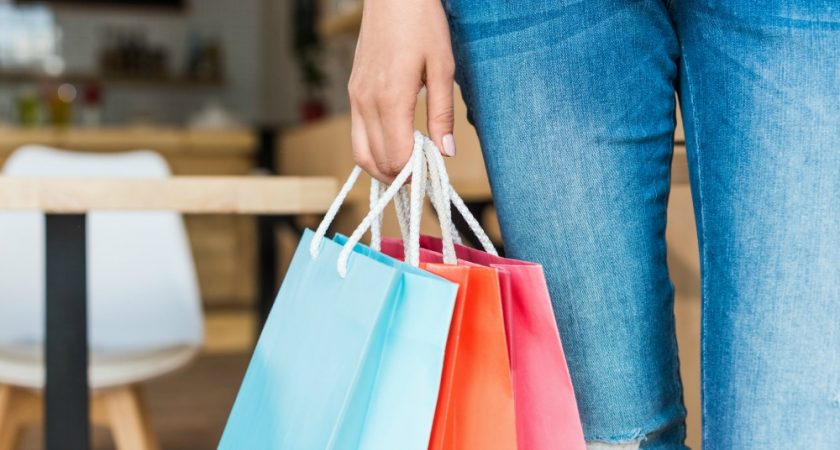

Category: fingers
[350, 67, 451, 186]
[376, 84, 417, 182]
[349, 50, 422, 183]
[350, 85, 416, 184]
[425, 58, 456, 157]
[350, 104, 389, 183]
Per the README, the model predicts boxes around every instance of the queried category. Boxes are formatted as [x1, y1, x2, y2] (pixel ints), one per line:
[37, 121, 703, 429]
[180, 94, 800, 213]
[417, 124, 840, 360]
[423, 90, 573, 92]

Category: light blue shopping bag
[331, 233, 456, 449]
[219, 140, 458, 450]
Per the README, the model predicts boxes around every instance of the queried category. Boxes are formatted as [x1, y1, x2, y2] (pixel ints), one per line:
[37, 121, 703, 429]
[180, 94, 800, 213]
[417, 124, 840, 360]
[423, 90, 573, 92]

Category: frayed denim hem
[587, 442, 641, 450]
[583, 412, 687, 449]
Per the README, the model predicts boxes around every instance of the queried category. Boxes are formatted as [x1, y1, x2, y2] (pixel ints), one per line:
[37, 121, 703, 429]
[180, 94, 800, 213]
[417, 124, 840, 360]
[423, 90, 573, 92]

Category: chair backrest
[0, 146, 203, 353]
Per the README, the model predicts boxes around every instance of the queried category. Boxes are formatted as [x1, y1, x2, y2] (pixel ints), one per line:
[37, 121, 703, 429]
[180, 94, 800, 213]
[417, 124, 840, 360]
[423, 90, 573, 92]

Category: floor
[18, 354, 250, 450]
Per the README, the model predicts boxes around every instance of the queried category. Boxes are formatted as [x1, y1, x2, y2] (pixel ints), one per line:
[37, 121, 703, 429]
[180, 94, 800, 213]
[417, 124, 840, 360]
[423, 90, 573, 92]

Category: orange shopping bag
[425, 262, 518, 450]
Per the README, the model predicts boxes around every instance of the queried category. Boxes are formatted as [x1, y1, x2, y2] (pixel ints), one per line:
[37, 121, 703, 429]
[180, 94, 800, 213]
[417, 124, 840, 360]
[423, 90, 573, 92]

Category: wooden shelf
[0, 126, 256, 157]
[0, 70, 223, 88]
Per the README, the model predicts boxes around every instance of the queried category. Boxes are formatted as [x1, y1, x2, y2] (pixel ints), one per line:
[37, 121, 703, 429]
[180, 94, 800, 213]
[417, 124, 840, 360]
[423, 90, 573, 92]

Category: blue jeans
[443, 0, 840, 448]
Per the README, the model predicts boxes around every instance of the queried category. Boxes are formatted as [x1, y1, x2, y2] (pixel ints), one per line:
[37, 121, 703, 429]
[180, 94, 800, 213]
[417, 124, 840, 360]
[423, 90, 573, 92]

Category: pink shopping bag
[382, 235, 586, 450]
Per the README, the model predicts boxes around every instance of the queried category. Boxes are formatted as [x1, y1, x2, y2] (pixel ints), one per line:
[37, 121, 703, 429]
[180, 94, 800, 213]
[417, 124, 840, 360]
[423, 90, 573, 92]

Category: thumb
[425, 61, 456, 157]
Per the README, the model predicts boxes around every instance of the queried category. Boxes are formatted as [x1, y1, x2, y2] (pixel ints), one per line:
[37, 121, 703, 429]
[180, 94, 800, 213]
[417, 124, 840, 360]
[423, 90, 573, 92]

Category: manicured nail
[442, 134, 456, 157]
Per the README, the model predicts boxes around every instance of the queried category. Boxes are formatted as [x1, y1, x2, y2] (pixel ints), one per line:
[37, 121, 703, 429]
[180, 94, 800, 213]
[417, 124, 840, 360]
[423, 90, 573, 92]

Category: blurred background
[0, 0, 702, 449]
[0, 0, 351, 126]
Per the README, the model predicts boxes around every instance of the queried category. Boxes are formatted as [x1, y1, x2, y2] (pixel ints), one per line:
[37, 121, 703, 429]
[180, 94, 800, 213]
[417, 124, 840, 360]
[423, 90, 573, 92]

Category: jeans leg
[671, 1, 840, 447]
[443, 0, 687, 446]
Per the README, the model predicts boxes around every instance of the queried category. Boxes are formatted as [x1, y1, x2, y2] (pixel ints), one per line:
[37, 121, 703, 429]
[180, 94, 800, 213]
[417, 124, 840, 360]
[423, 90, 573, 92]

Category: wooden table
[0, 127, 269, 312]
[0, 176, 336, 450]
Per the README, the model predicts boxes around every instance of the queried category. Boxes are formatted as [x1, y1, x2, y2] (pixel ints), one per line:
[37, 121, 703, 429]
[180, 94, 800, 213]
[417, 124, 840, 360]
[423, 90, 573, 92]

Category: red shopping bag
[411, 235, 587, 450]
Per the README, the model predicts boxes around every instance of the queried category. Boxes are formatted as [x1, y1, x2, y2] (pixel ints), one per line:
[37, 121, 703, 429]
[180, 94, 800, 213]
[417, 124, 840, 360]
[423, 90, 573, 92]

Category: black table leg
[257, 215, 307, 329]
[257, 215, 279, 328]
[256, 126, 279, 329]
[45, 214, 89, 450]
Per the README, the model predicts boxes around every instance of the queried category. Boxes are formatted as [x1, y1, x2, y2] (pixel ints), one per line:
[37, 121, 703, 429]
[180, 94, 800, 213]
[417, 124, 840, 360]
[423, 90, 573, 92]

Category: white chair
[0, 146, 204, 450]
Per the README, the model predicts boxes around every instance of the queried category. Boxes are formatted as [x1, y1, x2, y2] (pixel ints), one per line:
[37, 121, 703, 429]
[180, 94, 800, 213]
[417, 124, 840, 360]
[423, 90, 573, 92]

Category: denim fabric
[442, 0, 840, 448]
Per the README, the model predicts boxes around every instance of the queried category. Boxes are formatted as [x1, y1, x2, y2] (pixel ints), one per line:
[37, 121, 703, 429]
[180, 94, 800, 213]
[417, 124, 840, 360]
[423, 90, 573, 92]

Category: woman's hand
[349, 0, 456, 183]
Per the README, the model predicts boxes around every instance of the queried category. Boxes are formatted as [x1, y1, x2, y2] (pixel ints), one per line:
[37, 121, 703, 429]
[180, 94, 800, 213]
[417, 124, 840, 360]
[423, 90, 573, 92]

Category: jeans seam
[679, 40, 709, 446]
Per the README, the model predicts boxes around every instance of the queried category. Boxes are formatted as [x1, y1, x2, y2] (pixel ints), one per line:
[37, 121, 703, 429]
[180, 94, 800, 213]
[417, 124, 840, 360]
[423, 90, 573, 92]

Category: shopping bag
[219, 136, 457, 450]
[415, 235, 586, 450]
[373, 138, 519, 450]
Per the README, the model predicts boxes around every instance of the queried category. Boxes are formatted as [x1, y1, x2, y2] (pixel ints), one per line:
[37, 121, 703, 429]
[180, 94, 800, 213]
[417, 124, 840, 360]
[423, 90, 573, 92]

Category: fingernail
[442, 134, 456, 157]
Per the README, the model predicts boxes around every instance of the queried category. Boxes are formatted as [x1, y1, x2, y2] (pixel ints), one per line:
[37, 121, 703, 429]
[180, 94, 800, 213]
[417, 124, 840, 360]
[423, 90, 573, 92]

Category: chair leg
[0, 385, 39, 450]
[101, 385, 160, 450]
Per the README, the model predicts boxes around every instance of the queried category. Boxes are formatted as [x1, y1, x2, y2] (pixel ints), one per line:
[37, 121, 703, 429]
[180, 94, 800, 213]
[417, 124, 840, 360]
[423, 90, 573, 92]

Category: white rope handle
[395, 186, 411, 243]
[369, 180, 384, 252]
[423, 137, 497, 256]
[385, 172, 462, 249]
[310, 132, 425, 260]
[444, 185, 499, 256]
[394, 135, 498, 257]
[371, 181, 411, 250]
[420, 136, 458, 264]
[420, 170, 463, 247]
[310, 165, 363, 258]
[405, 133, 427, 267]
[312, 130, 492, 278]
[369, 132, 462, 264]
[375, 134, 497, 258]
[337, 133, 427, 277]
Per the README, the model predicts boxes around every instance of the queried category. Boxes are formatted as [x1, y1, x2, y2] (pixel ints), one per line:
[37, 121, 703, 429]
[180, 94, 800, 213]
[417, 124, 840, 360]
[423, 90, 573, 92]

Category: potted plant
[293, 0, 328, 122]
